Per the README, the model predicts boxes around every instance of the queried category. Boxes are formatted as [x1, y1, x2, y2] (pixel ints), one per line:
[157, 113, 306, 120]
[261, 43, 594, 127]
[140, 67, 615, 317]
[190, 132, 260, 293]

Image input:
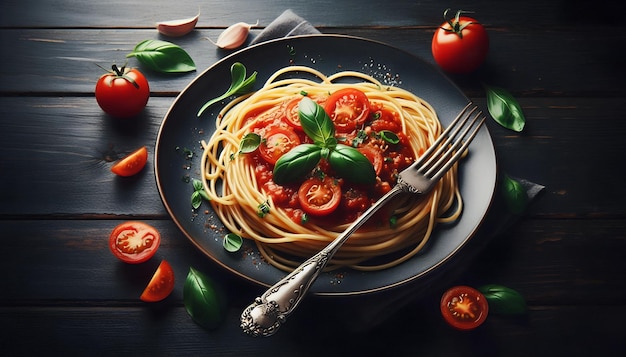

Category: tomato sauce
[244, 90, 415, 226]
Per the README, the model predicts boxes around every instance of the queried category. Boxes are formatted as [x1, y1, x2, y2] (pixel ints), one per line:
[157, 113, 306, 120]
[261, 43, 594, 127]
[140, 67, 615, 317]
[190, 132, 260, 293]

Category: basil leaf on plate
[502, 174, 528, 214]
[183, 267, 227, 330]
[328, 144, 376, 185]
[298, 97, 335, 147]
[485, 85, 526, 132]
[126, 39, 196, 73]
[223, 233, 243, 252]
[273, 144, 322, 184]
[478, 284, 527, 315]
[197, 62, 257, 117]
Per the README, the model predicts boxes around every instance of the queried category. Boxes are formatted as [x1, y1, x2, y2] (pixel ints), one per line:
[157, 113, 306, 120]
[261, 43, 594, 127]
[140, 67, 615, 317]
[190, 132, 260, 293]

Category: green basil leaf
[485, 85, 526, 132]
[183, 267, 227, 330]
[191, 191, 202, 209]
[379, 130, 400, 144]
[478, 284, 527, 315]
[197, 62, 257, 117]
[298, 97, 335, 146]
[198, 190, 211, 202]
[273, 144, 322, 184]
[502, 174, 528, 214]
[126, 39, 196, 73]
[257, 200, 270, 218]
[223, 233, 243, 252]
[328, 144, 376, 184]
[192, 178, 203, 191]
[239, 133, 261, 153]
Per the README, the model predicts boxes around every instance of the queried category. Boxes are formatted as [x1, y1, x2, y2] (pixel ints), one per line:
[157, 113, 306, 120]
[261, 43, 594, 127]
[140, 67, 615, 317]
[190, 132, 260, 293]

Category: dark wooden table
[2, 0, 625, 355]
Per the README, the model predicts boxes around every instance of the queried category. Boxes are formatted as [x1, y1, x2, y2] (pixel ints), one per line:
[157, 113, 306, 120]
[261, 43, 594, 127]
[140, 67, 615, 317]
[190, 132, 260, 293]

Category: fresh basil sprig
[190, 178, 210, 209]
[126, 39, 196, 73]
[485, 84, 526, 132]
[273, 97, 375, 185]
[223, 233, 243, 252]
[478, 284, 527, 315]
[183, 267, 227, 330]
[197, 62, 257, 117]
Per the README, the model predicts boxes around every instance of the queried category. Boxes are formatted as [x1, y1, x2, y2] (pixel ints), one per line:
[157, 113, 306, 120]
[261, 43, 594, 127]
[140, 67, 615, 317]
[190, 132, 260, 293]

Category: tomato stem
[441, 8, 476, 39]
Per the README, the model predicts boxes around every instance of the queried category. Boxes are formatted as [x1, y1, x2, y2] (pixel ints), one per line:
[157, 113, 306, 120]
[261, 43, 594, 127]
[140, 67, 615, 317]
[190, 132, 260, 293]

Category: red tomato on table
[108, 221, 160, 264]
[431, 9, 489, 73]
[440, 286, 489, 330]
[111, 146, 148, 177]
[95, 64, 150, 118]
[140, 260, 175, 302]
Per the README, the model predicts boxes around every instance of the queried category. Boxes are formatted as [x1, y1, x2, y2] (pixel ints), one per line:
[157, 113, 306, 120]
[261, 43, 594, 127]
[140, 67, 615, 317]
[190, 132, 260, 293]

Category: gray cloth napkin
[247, 9, 545, 332]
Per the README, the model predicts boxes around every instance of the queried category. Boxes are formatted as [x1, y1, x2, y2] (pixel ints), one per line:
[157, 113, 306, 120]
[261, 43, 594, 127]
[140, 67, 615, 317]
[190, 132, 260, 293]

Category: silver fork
[240, 103, 486, 337]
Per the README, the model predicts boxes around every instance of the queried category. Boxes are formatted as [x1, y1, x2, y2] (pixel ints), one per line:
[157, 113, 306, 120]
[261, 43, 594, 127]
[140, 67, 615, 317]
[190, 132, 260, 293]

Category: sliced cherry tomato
[283, 96, 304, 130]
[258, 126, 301, 165]
[358, 145, 384, 176]
[324, 88, 370, 133]
[140, 260, 175, 302]
[431, 9, 489, 74]
[111, 146, 148, 177]
[298, 176, 342, 216]
[440, 286, 489, 330]
[108, 221, 160, 264]
[95, 64, 150, 118]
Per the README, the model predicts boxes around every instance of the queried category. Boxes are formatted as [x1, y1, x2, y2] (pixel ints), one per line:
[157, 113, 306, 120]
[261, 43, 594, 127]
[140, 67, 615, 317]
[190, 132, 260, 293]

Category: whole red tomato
[95, 64, 150, 118]
[432, 9, 489, 74]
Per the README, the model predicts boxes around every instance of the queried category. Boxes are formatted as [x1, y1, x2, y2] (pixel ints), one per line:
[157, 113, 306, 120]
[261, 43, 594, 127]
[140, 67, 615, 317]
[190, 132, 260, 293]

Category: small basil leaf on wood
[223, 233, 243, 252]
[273, 144, 322, 184]
[485, 85, 525, 132]
[126, 39, 196, 73]
[197, 62, 257, 116]
[328, 144, 376, 184]
[298, 97, 335, 147]
[183, 267, 227, 329]
[239, 132, 261, 153]
[502, 174, 528, 214]
[478, 284, 527, 315]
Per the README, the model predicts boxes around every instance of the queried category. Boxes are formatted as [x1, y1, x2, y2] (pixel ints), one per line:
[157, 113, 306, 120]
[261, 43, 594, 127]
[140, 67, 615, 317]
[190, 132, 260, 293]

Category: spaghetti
[200, 65, 462, 272]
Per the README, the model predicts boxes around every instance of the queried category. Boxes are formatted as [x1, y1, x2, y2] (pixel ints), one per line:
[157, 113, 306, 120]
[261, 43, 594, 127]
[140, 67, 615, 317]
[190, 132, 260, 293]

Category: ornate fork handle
[240, 181, 416, 337]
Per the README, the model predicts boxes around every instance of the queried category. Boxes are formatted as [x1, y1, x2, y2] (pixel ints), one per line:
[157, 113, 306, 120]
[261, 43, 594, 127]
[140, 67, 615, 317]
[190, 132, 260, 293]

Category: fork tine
[413, 103, 485, 182]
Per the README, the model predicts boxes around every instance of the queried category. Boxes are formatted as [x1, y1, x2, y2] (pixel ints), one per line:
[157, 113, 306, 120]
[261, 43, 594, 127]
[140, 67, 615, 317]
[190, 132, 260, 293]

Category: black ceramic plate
[155, 35, 497, 296]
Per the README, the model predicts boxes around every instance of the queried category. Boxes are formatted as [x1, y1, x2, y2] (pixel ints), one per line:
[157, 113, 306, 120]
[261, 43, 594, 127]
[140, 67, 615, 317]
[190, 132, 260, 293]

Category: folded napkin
[247, 9, 545, 332]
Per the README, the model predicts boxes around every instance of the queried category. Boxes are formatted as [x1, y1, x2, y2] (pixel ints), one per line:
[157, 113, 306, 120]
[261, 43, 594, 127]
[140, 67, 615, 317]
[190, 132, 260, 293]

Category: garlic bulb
[210, 21, 258, 50]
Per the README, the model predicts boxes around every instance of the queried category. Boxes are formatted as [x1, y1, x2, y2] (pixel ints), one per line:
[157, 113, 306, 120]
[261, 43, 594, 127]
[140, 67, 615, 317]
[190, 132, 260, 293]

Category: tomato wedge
[108, 221, 160, 264]
[324, 88, 370, 133]
[440, 286, 489, 330]
[258, 126, 301, 165]
[140, 260, 175, 302]
[111, 146, 148, 177]
[298, 176, 342, 216]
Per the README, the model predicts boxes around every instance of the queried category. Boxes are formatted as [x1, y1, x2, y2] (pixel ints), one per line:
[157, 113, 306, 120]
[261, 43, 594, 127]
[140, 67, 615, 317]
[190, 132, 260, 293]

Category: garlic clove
[156, 12, 200, 37]
[210, 21, 258, 50]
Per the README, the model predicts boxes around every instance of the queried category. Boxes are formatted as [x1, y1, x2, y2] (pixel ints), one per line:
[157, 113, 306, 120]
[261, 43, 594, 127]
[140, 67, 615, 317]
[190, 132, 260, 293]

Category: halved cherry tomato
[358, 145, 384, 176]
[108, 221, 160, 264]
[258, 126, 301, 165]
[283, 96, 304, 130]
[440, 286, 489, 330]
[324, 88, 370, 133]
[298, 176, 342, 216]
[140, 260, 175, 302]
[111, 146, 148, 177]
